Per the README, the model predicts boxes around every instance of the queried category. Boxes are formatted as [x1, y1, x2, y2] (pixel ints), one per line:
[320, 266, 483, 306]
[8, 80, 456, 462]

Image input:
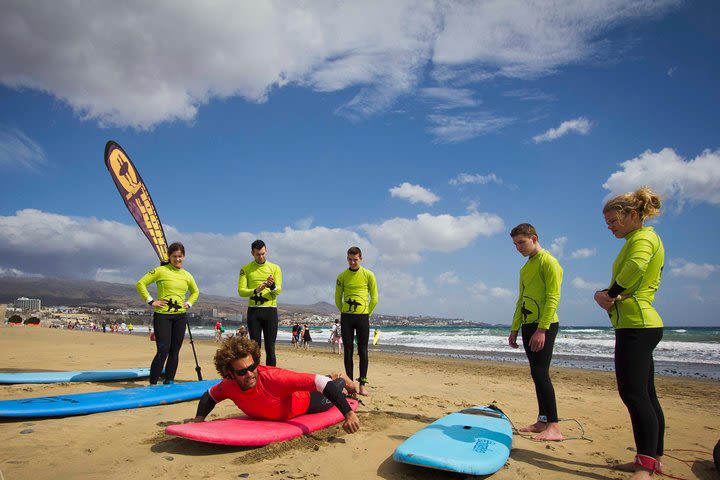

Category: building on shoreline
[14, 297, 41, 311]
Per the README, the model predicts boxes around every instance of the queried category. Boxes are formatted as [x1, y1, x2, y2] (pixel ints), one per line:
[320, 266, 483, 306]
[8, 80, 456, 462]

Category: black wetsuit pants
[615, 327, 665, 457]
[247, 307, 278, 367]
[521, 322, 559, 423]
[150, 312, 186, 384]
[306, 378, 346, 414]
[340, 313, 369, 384]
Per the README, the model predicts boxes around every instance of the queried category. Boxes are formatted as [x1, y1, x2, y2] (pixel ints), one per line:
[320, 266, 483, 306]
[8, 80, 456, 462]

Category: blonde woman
[594, 187, 665, 479]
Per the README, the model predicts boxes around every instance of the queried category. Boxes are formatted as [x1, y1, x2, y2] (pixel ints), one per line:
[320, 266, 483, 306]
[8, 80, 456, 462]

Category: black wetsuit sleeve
[607, 282, 624, 298]
[322, 380, 352, 416]
[195, 391, 217, 419]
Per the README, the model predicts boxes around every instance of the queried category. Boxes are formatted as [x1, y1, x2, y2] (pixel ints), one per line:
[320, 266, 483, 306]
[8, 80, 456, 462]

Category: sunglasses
[233, 362, 258, 377]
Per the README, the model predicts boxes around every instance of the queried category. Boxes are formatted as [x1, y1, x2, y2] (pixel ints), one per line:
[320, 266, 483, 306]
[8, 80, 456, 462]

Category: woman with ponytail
[594, 187, 665, 479]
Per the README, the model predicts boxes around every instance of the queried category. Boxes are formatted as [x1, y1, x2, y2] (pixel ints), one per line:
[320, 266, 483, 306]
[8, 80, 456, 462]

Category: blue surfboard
[393, 405, 513, 475]
[0, 379, 219, 417]
[0, 368, 152, 384]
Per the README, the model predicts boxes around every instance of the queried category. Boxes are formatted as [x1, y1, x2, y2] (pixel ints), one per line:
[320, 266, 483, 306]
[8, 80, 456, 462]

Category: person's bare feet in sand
[531, 422, 563, 441]
[358, 384, 369, 396]
[519, 421, 547, 433]
[629, 469, 655, 480]
[613, 457, 663, 474]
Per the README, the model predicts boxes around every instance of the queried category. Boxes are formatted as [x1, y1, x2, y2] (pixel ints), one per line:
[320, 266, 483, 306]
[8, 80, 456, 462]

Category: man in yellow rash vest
[508, 223, 564, 441]
[136, 242, 199, 385]
[238, 239, 283, 366]
[335, 246, 378, 396]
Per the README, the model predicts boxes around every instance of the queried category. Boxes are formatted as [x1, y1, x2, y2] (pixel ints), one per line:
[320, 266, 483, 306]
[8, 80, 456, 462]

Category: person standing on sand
[335, 246, 378, 396]
[594, 187, 666, 480]
[237, 239, 283, 366]
[136, 241, 200, 385]
[508, 223, 564, 441]
[302, 324, 312, 349]
[330, 319, 342, 354]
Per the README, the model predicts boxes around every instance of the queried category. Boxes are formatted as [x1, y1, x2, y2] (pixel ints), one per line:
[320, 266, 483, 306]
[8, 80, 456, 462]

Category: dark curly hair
[213, 336, 261, 379]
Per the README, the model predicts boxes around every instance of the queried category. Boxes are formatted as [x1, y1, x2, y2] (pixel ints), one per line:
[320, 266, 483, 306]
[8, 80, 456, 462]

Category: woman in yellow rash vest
[136, 242, 199, 385]
[594, 187, 665, 479]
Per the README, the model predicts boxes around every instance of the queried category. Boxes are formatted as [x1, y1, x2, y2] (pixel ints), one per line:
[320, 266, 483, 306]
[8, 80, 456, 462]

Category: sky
[1, 1, 719, 326]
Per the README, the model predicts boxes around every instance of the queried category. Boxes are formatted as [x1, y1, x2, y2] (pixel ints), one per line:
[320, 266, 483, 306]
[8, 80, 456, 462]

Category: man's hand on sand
[343, 411, 360, 433]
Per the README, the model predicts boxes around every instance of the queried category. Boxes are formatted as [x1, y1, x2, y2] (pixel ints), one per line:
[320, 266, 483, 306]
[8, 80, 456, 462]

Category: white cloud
[549, 236, 568, 258]
[361, 212, 504, 264]
[490, 287, 513, 298]
[0, 128, 47, 171]
[0, 1, 678, 129]
[449, 173, 502, 186]
[389, 182, 440, 205]
[468, 281, 513, 301]
[602, 148, 720, 207]
[376, 270, 430, 315]
[669, 259, 720, 279]
[427, 113, 513, 143]
[503, 89, 555, 102]
[0, 208, 505, 312]
[532, 117, 592, 143]
[432, 1, 678, 78]
[420, 87, 480, 110]
[436, 271, 460, 285]
[572, 277, 605, 290]
[0, 266, 43, 277]
[667, 66, 676, 77]
[571, 248, 596, 259]
[294, 216, 314, 230]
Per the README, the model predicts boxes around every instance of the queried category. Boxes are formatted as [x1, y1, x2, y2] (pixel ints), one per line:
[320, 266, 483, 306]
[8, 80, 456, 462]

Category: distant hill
[0, 276, 488, 326]
[1, 276, 349, 318]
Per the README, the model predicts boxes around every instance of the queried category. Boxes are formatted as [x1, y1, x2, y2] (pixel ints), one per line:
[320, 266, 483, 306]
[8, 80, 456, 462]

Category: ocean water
[135, 324, 720, 380]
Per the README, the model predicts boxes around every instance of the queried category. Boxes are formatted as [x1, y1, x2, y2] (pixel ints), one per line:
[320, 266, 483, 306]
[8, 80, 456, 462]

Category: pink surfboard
[165, 399, 359, 446]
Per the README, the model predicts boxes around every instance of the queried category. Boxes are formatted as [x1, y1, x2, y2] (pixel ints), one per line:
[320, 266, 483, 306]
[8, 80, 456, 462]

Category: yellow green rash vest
[238, 260, 283, 307]
[608, 227, 664, 329]
[512, 249, 563, 331]
[335, 267, 378, 315]
[136, 264, 199, 314]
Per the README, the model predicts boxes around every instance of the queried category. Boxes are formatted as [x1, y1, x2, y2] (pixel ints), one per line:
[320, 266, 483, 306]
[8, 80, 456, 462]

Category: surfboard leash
[654, 448, 714, 480]
[504, 415, 593, 442]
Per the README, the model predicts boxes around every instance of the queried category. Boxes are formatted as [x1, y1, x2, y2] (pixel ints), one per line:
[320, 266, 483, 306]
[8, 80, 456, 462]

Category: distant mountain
[0, 276, 485, 325]
[0, 276, 352, 318]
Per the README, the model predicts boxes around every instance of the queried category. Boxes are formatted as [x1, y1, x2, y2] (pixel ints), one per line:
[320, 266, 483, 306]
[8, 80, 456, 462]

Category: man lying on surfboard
[192, 336, 360, 433]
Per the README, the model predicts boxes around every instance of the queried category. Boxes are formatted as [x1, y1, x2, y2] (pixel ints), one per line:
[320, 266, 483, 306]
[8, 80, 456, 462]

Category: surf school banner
[104, 141, 168, 263]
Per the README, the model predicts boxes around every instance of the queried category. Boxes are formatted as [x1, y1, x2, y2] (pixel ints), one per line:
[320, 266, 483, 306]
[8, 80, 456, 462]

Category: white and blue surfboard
[393, 405, 513, 475]
[0, 379, 219, 417]
[0, 368, 152, 384]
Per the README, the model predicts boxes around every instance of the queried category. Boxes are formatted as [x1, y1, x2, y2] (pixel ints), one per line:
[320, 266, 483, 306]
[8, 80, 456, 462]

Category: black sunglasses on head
[233, 362, 258, 377]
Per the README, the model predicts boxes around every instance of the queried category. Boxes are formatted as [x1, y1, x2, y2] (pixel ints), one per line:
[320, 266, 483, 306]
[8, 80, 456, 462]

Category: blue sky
[1, 1, 718, 326]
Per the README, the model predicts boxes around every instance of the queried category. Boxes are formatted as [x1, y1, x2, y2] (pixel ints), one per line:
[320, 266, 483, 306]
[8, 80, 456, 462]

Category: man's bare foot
[358, 384, 369, 396]
[628, 470, 654, 480]
[519, 421, 547, 433]
[613, 458, 663, 474]
[531, 422, 563, 441]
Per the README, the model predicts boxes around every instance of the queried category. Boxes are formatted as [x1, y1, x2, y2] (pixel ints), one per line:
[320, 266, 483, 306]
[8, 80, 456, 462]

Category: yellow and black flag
[104, 141, 168, 263]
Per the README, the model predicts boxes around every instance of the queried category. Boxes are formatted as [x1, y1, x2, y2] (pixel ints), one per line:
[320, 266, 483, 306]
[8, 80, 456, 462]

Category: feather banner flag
[104, 141, 168, 263]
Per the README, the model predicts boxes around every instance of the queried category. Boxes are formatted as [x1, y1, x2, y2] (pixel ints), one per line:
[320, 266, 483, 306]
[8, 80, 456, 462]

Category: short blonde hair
[603, 186, 662, 221]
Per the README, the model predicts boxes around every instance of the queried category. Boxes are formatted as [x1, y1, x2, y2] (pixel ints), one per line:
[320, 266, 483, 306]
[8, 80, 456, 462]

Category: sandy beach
[0, 325, 718, 480]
